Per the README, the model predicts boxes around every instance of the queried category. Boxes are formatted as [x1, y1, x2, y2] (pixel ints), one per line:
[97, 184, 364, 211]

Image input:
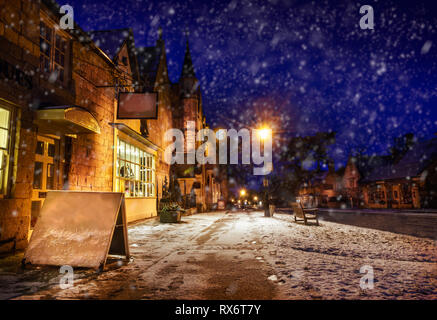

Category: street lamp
[257, 127, 272, 141]
[258, 126, 274, 217]
[240, 189, 246, 197]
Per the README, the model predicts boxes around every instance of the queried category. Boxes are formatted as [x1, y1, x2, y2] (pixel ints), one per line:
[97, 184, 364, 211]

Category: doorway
[31, 134, 60, 229]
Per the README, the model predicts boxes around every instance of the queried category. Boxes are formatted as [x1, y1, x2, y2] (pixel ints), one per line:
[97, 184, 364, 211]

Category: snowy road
[1, 210, 436, 300]
[316, 209, 437, 239]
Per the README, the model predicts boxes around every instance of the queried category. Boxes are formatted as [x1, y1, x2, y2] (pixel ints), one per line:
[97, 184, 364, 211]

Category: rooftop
[362, 138, 437, 182]
[87, 28, 132, 61]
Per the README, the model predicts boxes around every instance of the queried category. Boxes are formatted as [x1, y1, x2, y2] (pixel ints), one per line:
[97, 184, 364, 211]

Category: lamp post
[258, 126, 273, 217]
[263, 178, 270, 216]
[239, 189, 246, 209]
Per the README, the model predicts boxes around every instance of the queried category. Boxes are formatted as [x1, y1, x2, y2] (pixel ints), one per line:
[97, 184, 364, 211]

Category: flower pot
[160, 210, 181, 223]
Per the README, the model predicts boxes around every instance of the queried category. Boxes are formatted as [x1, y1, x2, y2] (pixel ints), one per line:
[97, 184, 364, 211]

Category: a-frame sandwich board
[23, 191, 129, 270]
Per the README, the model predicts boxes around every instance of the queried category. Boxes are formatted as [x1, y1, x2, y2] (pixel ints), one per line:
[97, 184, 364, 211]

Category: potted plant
[160, 202, 183, 223]
[159, 175, 184, 223]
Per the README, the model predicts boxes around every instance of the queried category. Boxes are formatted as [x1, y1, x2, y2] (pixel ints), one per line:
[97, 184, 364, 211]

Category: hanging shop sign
[117, 92, 158, 119]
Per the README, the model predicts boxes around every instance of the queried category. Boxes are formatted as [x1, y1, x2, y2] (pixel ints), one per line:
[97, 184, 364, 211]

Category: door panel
[31, 135, 60, 229]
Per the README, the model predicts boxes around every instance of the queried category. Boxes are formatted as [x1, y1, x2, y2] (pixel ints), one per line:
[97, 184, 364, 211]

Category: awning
[109, 122, 160, 151]
[36, 106, 101, 134]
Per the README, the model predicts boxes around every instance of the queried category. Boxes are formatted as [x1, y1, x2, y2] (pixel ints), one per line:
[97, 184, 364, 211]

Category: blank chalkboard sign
[23, 191, 129, 270]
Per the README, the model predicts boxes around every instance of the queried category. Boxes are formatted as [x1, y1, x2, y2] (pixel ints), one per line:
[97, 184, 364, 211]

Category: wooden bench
[291, 202, 319, 226]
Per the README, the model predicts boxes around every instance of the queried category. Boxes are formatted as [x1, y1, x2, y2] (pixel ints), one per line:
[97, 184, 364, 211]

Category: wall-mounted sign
[117, 92, 158, 119]
[0, 58, 33, 89]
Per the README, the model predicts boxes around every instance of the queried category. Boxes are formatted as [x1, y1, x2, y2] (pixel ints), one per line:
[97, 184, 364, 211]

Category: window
[40, 21, 67, 83]
[0, 107, 11, 195]
[368, 184, 386, 204]
[401, 184, 413, 204]
[115, 137, 155, 198]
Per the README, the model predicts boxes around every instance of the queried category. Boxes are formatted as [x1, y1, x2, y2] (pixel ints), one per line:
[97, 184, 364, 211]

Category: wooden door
[31, 135, 60, 229]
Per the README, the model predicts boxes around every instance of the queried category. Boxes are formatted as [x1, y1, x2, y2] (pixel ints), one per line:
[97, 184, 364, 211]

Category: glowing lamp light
[258, 127, 271, 140]
[240, 189, 246, 196]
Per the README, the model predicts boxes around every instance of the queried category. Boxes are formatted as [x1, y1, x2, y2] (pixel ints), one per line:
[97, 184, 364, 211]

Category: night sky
[66, 0, 437, 166]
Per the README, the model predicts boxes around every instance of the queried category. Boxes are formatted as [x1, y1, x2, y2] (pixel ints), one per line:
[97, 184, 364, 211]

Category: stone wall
[0, 0, 41, 252]
[146, 46, 173, 200]
[0, 0, 118, 253]
[147, 84, 172, 200]
[67, 40, 116, 192]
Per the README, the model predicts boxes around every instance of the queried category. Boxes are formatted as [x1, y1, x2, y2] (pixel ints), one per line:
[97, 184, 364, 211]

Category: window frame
[115, 136, 156, 199]
[39, 14, 71, 87]
[0, 102, 17, 198]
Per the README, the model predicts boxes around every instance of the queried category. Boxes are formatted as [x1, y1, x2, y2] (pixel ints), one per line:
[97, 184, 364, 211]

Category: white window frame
[115, 137, 156, 198]
[0, 103, 14, 198]
[39, 13, 70, 86]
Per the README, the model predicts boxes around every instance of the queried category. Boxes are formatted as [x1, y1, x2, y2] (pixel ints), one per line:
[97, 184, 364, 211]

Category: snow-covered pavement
[1, 210, 436, 300]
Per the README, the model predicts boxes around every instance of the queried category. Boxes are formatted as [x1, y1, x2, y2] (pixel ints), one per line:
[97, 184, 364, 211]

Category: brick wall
[67, 41, 116, 192]
[0, 0, 41, 252]
[0, 0, 118, 253]
[146, 46, 173, 199]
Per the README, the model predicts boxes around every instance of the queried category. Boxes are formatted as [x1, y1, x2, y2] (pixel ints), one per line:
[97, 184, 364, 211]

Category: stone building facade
[0, 0, 225, 254]
[90, 27, 226, 213]
[0, 0, 40, 253]
[0, 0, 120, 253]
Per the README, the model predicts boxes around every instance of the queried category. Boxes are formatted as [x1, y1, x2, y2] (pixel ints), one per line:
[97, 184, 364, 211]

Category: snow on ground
[1, 211, 436, 300]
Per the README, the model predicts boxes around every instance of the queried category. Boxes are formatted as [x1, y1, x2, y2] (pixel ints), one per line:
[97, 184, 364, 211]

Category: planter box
[160, 210, 181, 223]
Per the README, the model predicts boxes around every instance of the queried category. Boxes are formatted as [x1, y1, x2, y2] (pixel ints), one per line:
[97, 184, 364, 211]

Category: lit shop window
[40, 21, 67, 83]
[115, 137, 155, 198]
[0, 107, 11, 195]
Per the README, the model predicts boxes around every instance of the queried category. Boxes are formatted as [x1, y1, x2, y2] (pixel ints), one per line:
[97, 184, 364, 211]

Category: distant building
[360, 138, 437, 209]
[298, 164, 342, 208]
[298, 138, 437, 209]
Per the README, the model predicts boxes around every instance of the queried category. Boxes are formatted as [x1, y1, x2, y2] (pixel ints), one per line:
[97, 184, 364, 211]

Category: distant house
[360, 138, 437, 209]
[334, 157, 361, 207]
[297, 137, 437, 209]
[298, 163, 347, 208]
